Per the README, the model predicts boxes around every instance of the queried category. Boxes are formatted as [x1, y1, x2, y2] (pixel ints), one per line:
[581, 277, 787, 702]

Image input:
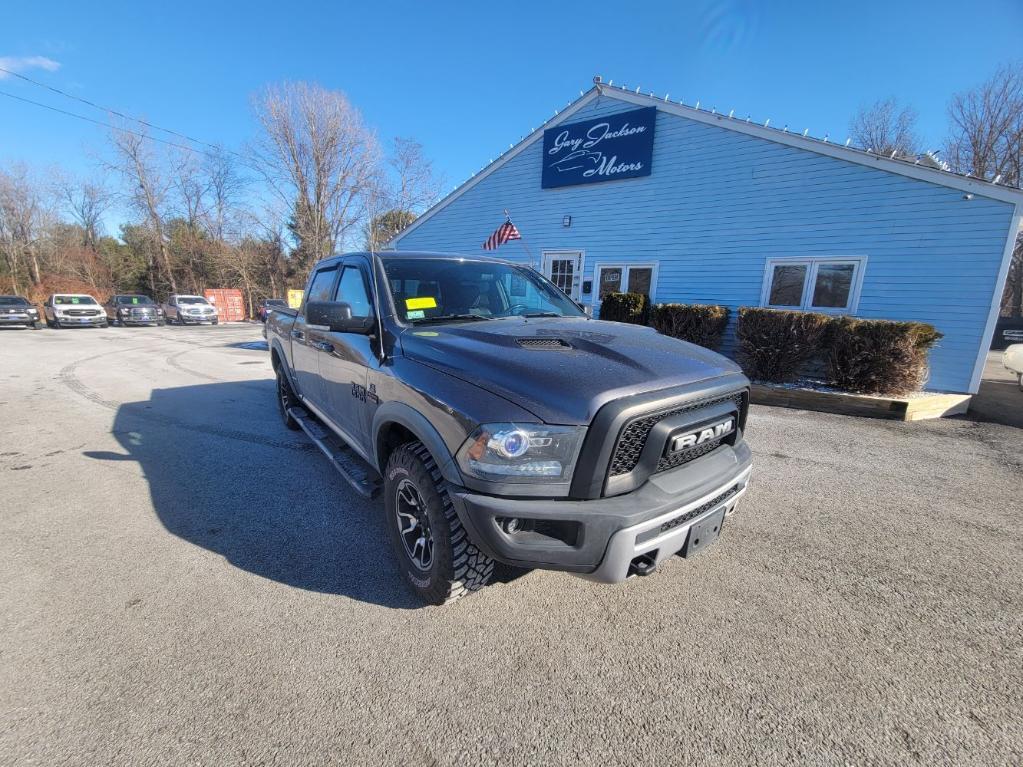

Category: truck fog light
[502, 518, 521, 534]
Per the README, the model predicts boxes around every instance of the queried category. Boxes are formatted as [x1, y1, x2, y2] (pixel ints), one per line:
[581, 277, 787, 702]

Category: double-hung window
[761, 257, 866, 314]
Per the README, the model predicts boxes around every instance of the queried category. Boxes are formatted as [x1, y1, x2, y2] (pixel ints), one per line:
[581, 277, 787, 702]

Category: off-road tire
[276, 368, 300, 430]
[384, 441, 493, 605]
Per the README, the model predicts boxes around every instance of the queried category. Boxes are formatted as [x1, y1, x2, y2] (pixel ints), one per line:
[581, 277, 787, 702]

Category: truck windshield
[178, 297, 209, 305]
[115, 295, 155, 305]
[54, 296, 97, 305]
[383, 258, 584, 324]
[0, 296, 30, 306]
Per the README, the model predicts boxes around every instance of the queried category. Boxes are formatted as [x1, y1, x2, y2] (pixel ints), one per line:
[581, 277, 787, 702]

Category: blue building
[390, 80, 1023, 394]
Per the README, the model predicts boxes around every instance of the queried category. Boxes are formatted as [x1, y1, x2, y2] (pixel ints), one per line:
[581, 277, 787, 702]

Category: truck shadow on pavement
[85, 381, 430, 609]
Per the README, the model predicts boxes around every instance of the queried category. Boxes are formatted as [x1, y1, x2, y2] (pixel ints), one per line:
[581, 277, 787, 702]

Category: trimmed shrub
[736, 307, 832, 382]
[827, 317, 943, 395]
[599, 292, 649, 324]
[650, 303, 730, 350]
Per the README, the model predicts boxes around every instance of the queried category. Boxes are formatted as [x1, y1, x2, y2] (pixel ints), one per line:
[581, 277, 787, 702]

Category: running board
[288, 406, 382, 499]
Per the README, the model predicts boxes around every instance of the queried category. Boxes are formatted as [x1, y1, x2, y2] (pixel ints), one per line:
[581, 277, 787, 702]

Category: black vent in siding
[516, 338, 572, 350]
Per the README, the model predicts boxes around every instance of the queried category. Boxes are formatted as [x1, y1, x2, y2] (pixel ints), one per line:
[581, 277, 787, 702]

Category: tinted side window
[306, 266, 338, 304]
[335, 266, 372, 318]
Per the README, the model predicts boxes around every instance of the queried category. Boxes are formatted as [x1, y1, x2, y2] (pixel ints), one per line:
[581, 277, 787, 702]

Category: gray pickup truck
[267, 252, 752, 605]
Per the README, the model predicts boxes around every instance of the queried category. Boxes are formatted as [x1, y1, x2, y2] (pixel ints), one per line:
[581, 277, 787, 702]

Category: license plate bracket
[681, 508, 725, 557]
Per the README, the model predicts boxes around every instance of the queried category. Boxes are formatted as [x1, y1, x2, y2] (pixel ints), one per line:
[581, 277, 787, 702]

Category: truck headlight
[456, 423, 585, 483]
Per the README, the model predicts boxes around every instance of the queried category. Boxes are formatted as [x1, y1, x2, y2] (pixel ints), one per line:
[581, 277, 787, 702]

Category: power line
[0, 87, 260, 173]
[0, 64, 246, 162]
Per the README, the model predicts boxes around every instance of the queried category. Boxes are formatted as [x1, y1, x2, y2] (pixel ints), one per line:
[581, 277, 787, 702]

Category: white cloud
[0, 56, 61, 79]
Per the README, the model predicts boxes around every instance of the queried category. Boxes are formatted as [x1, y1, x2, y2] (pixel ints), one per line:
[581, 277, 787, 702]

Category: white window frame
[590, 262, 659, 313]
[760, 256, 867, 314]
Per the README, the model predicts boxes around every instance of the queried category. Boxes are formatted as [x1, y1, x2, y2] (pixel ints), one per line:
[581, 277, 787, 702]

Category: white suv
[162, 294, 219, 325]
[43, 294, 107, 328]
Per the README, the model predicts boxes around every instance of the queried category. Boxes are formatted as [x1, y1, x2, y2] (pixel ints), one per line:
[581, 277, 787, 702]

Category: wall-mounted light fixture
[562, 215, 572, 227]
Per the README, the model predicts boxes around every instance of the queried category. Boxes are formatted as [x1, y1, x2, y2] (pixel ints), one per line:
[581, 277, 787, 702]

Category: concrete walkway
[967, 350, 1022, 428]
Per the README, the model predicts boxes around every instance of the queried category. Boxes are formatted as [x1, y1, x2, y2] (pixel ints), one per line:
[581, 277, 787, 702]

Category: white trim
[389, 90, 601, 246]
[540, 249, 585, 302]
[969, 204, 1023, 393]
[590, 261, 659, 314]
[389, 85, 1023, 250]
[760, 256, 867, 314]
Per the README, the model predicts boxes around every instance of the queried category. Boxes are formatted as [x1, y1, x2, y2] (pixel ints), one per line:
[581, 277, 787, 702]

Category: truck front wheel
[276, 368, 301, 430]
[384, 442, 493, 605]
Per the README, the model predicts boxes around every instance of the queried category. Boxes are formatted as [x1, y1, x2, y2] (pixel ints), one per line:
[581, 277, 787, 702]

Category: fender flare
[372, 401, 463, 485]
[269, 337, 301, 396]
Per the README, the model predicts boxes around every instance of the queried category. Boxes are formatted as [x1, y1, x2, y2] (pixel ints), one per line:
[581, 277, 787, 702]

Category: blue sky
[1, 0, 1020, 229]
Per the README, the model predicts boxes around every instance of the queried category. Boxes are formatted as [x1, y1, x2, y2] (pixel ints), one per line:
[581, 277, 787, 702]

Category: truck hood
[397, 317, 742, 425]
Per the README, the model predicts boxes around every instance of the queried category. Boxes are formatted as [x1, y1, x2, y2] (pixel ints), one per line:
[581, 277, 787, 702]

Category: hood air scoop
[516, 337, 572, 350]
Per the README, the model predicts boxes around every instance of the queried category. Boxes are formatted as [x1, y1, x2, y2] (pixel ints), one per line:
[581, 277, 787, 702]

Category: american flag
[482, 220, 522, 250]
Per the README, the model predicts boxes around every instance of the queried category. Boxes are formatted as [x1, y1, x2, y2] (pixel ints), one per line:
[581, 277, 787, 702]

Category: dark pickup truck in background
[267, 252, 752, 605]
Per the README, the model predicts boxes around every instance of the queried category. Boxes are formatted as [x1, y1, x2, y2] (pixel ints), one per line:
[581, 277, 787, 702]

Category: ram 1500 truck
[267, 252, 752, 605]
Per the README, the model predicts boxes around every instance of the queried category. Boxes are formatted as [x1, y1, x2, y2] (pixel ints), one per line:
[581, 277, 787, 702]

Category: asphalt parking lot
[1, 323, 1021, 765]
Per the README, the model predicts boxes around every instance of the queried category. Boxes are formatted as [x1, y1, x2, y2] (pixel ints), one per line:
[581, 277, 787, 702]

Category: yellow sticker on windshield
[405, 296, 437, 310]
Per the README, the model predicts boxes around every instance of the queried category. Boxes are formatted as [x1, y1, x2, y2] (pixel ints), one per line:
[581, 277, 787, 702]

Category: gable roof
[391, 82, 1023, 246]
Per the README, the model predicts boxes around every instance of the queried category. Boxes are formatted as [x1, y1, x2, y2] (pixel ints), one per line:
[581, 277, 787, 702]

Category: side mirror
[306, 300, 374, 335]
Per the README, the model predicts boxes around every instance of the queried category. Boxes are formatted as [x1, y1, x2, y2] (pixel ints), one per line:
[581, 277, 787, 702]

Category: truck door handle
[291, 330, 304, 340]
[314, 341, 335, 353]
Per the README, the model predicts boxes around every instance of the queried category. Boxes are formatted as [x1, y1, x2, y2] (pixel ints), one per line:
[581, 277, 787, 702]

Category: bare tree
[363, 137, 443, 251]
[849, 97, 919, 157]
[57, 175, 112, 248]
[946, 64, 1023, 184]
[945, 64, 1023, 316]
[389, 137, 442, 216]
[0, 164, 47, 291]
[1004, 237, 1023, 319]
[107, 127, 177, 293]
[251, 82, 381, 271]
[201, 149, 246, 243]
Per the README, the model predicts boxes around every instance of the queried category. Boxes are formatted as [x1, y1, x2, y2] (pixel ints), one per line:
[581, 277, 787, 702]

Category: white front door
[541, 251, 583, 302]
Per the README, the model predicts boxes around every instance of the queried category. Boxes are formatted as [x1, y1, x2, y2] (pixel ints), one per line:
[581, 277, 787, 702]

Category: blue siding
[396, 96, 1016, 393]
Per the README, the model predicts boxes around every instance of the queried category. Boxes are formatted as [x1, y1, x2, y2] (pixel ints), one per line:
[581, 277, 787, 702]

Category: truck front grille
[608, 391, 746, 477]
